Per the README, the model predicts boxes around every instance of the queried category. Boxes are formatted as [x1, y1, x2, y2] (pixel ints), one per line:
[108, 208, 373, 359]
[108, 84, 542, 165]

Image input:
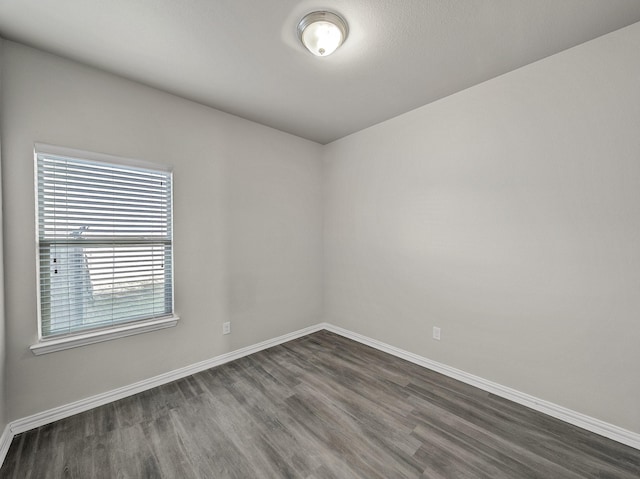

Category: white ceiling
[1, 1, 640, 144]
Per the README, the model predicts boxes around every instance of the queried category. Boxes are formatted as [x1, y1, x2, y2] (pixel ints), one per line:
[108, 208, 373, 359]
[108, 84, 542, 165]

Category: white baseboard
[0, 424, 12, 467]
[322, 322, 640, 451]
[2, 320, 638, 472]
[9, 323, 324, 436]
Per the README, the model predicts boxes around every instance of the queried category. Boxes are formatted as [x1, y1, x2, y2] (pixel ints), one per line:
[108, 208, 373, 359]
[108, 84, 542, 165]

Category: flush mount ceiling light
[297, 11, 348, 57]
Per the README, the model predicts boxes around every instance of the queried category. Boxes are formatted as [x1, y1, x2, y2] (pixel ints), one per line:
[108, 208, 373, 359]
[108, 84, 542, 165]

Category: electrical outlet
[432, 326, 441, 341]
[223, 322, 231, 335]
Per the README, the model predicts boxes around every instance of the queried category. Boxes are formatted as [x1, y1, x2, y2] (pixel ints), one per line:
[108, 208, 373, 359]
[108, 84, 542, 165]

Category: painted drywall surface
[0, 37, 6, 432]
[323, 22, 640, 433]
[1, 41, 323, 421]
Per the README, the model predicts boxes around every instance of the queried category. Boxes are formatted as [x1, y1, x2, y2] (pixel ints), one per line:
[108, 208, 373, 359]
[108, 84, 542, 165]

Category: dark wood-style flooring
[2, 330, 639, 478]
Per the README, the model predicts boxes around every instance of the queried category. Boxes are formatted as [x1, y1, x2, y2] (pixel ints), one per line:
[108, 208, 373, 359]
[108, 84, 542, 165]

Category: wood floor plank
[2, 330, 639, 478]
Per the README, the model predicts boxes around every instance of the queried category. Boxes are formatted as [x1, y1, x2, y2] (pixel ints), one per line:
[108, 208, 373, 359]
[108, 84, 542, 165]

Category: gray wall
[323, 22, 640, 434]
[0, 37, 6, 432]
[1, 41, 323, 421]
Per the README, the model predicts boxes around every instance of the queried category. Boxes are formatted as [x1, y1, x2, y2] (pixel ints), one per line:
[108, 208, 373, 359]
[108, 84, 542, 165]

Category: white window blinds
[36, 147, 174, 339]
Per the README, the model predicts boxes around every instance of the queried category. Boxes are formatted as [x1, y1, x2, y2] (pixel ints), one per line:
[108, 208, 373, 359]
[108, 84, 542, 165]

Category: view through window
[36, 147, 174, 338]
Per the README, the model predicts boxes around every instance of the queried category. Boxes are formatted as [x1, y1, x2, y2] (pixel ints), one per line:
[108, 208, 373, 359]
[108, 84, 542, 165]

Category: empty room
[0, 1, 639, 477]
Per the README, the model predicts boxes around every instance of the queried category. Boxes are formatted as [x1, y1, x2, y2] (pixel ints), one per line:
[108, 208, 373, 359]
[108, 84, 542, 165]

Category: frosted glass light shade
[298, 11, 348, 57]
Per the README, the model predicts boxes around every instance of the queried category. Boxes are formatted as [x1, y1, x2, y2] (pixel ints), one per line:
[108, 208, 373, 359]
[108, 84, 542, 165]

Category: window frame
[31, 143, 179, 355]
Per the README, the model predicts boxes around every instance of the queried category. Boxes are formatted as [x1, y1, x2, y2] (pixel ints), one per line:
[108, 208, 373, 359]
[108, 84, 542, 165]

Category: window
[33, 144, 177, 354]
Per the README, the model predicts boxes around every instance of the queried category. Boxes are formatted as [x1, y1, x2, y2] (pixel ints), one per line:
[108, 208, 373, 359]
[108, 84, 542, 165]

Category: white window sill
[30, 315, 180, 356]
